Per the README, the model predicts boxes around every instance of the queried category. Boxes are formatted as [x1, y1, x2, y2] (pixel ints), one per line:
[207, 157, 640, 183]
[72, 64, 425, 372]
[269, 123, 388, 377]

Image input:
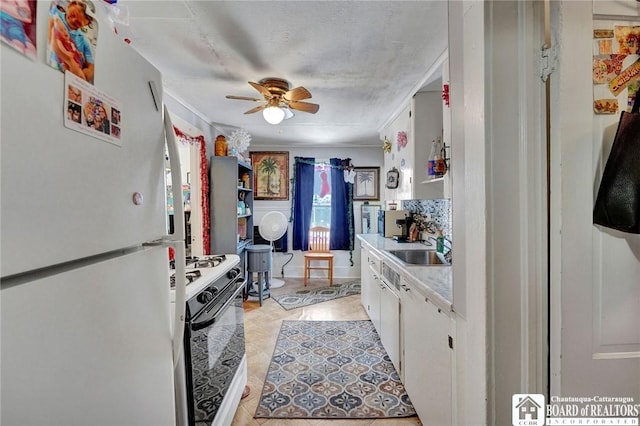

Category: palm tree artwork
[259, 157, 279, 196]
[358, 171, 374, 196]
[250, 151, 289, 200]
[353, 167, 379, 200]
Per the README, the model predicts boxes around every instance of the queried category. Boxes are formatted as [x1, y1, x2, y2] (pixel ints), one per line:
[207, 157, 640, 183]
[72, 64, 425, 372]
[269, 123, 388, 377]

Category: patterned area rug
[270, 280, 360, 310]
[254, 320, 416, 419]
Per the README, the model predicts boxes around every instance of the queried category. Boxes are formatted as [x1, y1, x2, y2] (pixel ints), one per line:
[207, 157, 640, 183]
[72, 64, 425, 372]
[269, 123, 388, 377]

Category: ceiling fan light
[283, 107, 294, 119]
[262, 106, 285, 125]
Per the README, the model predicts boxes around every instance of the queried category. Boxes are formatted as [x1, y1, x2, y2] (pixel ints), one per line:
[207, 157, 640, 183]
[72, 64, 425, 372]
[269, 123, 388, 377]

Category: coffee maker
[393, 215, 413, 241]
[379, 210, 409, 237]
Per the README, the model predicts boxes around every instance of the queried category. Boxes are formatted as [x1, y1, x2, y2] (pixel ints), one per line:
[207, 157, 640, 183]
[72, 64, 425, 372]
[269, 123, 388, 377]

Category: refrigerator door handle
[164, 105, 187, 369]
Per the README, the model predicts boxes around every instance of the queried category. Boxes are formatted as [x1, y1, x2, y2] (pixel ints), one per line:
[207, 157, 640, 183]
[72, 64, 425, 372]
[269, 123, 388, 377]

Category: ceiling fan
[226, 78, 319, 124]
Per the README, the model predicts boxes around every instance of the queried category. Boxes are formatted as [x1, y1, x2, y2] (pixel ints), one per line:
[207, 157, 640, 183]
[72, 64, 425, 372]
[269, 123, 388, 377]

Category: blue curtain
[292, 157, 315, 250]
[330, 158, 354, 255]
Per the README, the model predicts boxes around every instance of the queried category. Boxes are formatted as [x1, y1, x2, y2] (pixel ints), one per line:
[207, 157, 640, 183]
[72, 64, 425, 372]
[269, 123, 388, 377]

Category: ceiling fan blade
[226, 95, 262, 101]
[244, 105, 267, 114]
[248, 81, 272, 98]
[284, 86, 311, 101]
[288, 101, 319, 114]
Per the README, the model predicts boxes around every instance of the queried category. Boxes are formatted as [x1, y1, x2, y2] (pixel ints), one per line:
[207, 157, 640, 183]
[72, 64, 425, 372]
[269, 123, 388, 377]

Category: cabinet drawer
[367, 251, 381, 276]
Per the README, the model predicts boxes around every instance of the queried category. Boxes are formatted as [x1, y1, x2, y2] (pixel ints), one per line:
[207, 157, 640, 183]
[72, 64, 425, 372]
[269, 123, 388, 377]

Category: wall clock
[386, 167, 399, 189]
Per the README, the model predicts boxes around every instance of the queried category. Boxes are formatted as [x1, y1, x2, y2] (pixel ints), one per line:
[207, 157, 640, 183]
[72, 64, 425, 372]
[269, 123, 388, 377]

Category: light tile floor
[231, 277, 422, 426]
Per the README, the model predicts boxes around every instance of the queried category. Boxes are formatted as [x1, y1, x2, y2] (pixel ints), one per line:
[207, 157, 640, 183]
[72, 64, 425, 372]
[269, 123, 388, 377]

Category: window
[311, 162, 331, 227]
[292, 156, 353, 255]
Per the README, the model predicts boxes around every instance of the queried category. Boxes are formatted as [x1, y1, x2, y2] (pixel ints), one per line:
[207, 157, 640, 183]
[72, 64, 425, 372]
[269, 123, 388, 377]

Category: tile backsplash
[401, 199, 451, 240]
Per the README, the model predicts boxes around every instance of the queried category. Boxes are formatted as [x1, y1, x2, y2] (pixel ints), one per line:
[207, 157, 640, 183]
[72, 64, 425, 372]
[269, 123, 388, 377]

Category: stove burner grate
[170, 254, 227, 270]
[170, 269, 202, 288]
[193, 254, 226, 268]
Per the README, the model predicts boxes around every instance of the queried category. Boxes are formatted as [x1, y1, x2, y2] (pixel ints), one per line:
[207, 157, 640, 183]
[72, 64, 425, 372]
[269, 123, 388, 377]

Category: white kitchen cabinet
[381, 92, 445, 201]
[360, 245, 401, 371]
[357, 235, 454, 425]
[360, 243, 370, 311]
[379, 277, 401, 372]
[400, 276, 453, 425]
[361, 246, 382, 331]
[369, 275, 383, 334]
[381, 55, 451, 201]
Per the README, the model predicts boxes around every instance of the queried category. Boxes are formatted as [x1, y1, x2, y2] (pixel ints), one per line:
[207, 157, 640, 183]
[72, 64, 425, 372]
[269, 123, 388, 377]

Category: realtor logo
[512, 394, 545, 426]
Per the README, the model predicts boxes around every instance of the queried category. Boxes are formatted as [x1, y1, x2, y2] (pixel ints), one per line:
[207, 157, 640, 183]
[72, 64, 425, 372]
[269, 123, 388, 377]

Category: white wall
[447, 1, 488, 423]
[484, 2, 547, 425]
[164, 94, 226, 155]
[249, 145, 383, 279]
[164, 94, 227, 256]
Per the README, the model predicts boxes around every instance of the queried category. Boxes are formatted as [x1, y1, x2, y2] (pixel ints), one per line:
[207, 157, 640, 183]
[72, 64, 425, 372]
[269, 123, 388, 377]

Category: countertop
[356, 234, 453, 312]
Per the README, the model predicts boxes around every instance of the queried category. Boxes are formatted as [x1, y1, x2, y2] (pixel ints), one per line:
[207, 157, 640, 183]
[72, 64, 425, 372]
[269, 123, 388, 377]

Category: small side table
[246, 244, 272, 306]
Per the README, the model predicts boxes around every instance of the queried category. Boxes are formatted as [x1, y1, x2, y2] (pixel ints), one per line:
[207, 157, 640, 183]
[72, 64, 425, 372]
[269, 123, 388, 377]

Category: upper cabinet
[381, 57, 451, 201]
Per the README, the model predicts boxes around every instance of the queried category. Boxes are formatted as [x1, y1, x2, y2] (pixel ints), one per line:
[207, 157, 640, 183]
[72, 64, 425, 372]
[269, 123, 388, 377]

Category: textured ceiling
[123, 1, 448, 147]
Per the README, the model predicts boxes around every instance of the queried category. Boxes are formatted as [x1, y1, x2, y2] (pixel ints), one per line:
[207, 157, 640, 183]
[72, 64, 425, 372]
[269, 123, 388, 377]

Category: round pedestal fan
[258, 211, 288, 288]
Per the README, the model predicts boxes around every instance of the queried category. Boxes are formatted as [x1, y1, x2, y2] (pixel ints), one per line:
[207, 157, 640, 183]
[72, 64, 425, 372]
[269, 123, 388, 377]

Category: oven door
[184, 278, 245, 426]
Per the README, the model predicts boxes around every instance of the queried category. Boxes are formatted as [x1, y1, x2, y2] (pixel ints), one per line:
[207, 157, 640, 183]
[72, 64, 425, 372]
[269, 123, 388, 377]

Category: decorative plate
[386, 167, 399, 189]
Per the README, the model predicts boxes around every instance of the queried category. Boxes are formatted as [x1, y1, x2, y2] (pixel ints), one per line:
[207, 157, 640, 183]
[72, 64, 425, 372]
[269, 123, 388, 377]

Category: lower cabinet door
[369, 275, 382, 332]
[380, 281, 401, 372]
[401, 282, 453, 425]
[360, 245, 370, 311]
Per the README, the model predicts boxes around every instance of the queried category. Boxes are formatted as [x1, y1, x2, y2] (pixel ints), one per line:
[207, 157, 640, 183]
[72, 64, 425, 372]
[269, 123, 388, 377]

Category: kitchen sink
[387, 249, 449, 266]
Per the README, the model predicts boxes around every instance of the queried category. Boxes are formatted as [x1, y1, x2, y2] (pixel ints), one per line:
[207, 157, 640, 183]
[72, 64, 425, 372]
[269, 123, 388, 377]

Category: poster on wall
[64, 71, 122, 146]
[0, 0, 37, 60]
[46, 0, 98, 85]
[250, 151, 289, 200]
[592, 21, 639, 115]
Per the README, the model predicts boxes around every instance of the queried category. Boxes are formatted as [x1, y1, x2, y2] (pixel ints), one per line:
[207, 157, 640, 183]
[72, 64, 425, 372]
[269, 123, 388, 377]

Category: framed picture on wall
[250, 151, 289, 200]
[353, 166, 380, 201]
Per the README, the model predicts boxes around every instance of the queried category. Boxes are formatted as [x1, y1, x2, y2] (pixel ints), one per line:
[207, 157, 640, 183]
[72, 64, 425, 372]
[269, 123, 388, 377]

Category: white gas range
[170, 253, 248, 426]
[169, 254, 241, 301]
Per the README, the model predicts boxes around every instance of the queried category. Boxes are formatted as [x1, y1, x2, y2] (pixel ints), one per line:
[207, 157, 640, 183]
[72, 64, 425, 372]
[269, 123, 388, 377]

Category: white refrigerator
[1, 5, 186, 426]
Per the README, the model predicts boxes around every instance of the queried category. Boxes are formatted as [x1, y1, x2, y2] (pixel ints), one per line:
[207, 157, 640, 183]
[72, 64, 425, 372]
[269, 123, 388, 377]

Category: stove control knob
[227, 268, 241, 279]
[197, 289, 214, 304]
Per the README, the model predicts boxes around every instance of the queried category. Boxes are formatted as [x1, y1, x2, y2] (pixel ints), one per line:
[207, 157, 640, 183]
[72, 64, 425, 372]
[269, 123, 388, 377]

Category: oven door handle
[190, 279, 245, 331]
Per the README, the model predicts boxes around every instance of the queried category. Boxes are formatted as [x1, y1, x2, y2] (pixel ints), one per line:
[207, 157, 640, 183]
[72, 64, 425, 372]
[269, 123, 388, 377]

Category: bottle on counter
[434, 153, 447, 178]
[241, 172, 250, 189]
[427, 138, 438, 177]
[409, 223, 419, 242]
[428, 137, 447, 178]
[237, 201, 246, 215]
[436, 230, 445, 254]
